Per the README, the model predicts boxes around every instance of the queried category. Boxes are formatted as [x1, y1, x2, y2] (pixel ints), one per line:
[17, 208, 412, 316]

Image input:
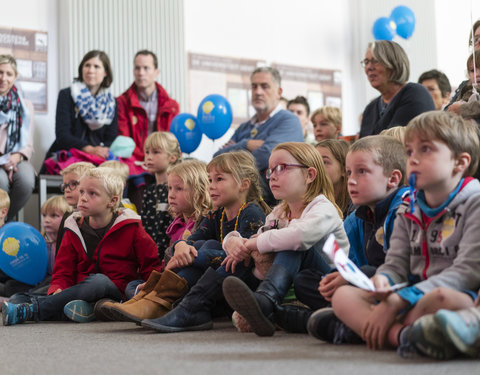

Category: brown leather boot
[111, 270, 188, 324]
[96, 270, 163, 321]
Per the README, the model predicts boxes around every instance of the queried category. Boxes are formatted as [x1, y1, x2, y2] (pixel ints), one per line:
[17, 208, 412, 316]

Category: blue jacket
[213, 109, 303, 172]
[345, 186, 409, 267]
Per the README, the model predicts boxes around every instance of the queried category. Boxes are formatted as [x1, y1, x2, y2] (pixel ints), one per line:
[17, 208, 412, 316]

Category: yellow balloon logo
[202, 101, 215, 115]
[184, 119, 195, 131]
[3, 237, 19, 257]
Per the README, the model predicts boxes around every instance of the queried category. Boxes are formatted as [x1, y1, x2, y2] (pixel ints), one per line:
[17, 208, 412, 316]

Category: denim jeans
[11, 273, 123, 321]
[177, 239, 226, 287]
[272, 247, 332, 279]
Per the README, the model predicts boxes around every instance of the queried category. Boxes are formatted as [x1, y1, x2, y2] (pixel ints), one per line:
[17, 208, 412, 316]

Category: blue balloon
[0, 222, 48, 285]
[170, 113, 203, 154]
[197, 94, 233, 140]
[390, 6, 415, 39]
[372, 17, 396, 41]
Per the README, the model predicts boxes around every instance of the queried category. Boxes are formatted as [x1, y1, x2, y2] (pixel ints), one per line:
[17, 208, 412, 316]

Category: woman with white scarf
[44, 50, 117, 162]
[0, 54, 36, 222]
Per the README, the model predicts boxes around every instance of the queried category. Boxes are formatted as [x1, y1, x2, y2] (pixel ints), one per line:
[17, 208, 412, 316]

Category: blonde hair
[100, 160, 129, 185]
[0, 55, 18, 76]
[380, 126, 406, 144]
[167, 160, 212, 221]
[349, 135, 406, 180]
[60, 162, 95, 177]
[0, 188, 10, 210]
[144, 131, 182, 163]
[311, 106, 342, 132]
[405, 111, 480, 177]
[273, 142, 342, 218]
[80, 167, 124, 210]
[41, 195, 72, 216]
[207, 151, 271, 214]
[315, 139, 350, 215]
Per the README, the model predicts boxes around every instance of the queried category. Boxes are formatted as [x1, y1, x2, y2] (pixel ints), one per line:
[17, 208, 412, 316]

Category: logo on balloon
[184, 118, 196, 131]
[2, 237, 19, 257]
[202, 101, 215, 115]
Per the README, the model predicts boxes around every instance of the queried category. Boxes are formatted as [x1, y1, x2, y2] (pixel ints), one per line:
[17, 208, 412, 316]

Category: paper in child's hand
[322, 234, 407, 292]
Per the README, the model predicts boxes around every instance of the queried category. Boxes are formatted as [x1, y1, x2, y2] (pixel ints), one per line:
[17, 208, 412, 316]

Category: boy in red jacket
[2, 167, 162, 325]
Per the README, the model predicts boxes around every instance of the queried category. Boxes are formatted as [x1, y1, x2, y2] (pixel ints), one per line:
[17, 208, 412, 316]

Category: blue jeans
[10, 274, 122, 321]
[176, 239, 226, 287]
[273, 247, 332, 278]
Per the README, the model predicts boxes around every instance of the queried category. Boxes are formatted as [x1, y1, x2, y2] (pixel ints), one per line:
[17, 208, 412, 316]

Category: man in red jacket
[2, 167, 164, 325]
[117, 50, 179, 163]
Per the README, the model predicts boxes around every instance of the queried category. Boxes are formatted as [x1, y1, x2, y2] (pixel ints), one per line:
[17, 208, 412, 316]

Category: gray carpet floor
[0, 320, 477, 374]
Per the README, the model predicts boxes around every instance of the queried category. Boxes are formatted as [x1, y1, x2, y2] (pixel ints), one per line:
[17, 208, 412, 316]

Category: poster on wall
[0, 27, 48, 112]
[188, 53, 342, 129]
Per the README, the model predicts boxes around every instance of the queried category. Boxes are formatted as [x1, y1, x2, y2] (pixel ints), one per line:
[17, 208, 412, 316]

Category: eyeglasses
[60, 181, 80, 192]
[266, 163, 308, 179]
[360, 58, 380, 68]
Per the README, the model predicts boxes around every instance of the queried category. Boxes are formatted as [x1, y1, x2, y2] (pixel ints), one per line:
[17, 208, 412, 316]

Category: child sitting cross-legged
[315, 111, 480, 355]
[293, 135, 408, 336]
[2, 167, 162, 325]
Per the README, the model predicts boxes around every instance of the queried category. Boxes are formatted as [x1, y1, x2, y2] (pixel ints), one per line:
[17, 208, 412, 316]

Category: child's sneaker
[64, 300, 95, 323]
[435, 308, 480, 357]
[307, 307, 362, 344]
[398, 314, 459, 360]
[2, 302, 34, 326]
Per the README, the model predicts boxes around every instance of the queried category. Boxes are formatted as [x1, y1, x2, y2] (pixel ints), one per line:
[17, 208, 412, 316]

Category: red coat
[116, 82, 179, 162]
[48, 209, 162, 296]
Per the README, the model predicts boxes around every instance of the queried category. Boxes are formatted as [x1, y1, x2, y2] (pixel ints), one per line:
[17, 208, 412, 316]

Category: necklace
[220, 202, 247, 242]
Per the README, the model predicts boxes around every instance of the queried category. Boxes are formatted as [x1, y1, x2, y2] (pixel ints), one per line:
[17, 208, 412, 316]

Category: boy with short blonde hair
[100, 160, 137, 213]
[3, 167, 162, 325]
[324, 112, 480, 356]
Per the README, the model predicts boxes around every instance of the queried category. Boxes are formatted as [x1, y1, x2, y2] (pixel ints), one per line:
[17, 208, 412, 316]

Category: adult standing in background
[418, 69, 452, 111]
[0, 55, 36, 221]
[446, 19, 480, 113]
[116, 50, 179, 164]
[44, 50, 118, 162]
[214, 67, 304, 205]
[287, 95, 315, 145]
[359, 41, 434, 138]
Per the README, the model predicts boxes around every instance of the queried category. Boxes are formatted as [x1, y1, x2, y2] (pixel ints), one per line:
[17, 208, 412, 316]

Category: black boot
[141, 267, 225, 333]
[222, 264, 293, 337]
[275, 303, 312, 333]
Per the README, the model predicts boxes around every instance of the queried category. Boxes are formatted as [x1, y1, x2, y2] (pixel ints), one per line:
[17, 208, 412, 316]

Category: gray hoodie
[377, 178, 480, 295]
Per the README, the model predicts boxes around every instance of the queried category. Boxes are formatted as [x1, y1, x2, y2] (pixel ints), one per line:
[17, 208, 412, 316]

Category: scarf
[0, 85, 23, 154]
[71, 80, 115, 131]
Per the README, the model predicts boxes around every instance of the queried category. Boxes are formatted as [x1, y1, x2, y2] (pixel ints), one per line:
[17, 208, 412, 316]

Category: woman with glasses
[0, 55, 36, 222]
[359, 41, 434, 138]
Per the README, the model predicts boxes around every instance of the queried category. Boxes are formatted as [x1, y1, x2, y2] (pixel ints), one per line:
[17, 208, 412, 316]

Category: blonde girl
[315, 139, 351, 217]
[41, 196, 72, 274]
[110, 150, 268, 327]
[164, 160, 212, 268]
[222, 142, 349, 336]
[311, 106, 342, 142]
[142, 131, 181, 259]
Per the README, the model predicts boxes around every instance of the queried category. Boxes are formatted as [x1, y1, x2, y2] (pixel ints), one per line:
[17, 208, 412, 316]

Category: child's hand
[224, 236, 250, 262]
[168, 241, 198, 269]
[362, 293, 406, 350]
[222, 254, 251, 274]
[134, 282, 146, 295]
[245, 237, 258, 252]
[370, 274, 392, 301]
[319, 272, 347, 301]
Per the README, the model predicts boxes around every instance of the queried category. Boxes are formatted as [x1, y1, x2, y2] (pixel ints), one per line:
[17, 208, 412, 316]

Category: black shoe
[223, 276, 275, 337]
[307, 307, 363, 344]
[93, 298, 118, 321]
[142, 304, 213, 333]
[275, 303, 312, 333]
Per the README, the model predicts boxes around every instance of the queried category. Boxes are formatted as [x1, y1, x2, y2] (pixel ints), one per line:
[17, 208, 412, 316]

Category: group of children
[1, 110, 480, 361]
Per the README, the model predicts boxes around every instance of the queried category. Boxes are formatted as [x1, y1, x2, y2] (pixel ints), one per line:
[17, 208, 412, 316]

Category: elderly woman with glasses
[359, 41, 434, 138]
